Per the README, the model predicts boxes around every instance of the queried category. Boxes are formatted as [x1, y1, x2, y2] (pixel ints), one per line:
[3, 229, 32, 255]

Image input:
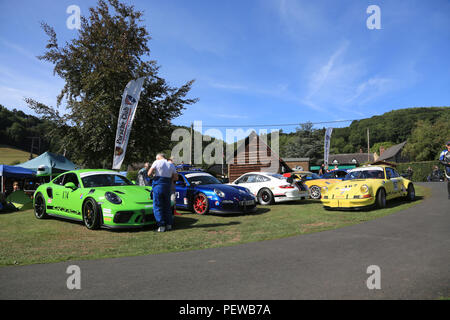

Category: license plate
[240, 200, 255, 206]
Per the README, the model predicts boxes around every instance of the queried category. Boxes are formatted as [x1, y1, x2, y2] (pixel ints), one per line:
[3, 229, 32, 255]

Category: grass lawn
[0, 185, 429, 267]
[0, 145, 37, 165]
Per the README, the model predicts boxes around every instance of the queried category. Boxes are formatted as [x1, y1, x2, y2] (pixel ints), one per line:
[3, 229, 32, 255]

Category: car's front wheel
[376, 188, 386, 209]
[309, 185, 321, 199]
[82, 198, 101, 230]
[193, 193, 209, 215]
[406, 184, 415, 201]
[34, 192, 48, 219]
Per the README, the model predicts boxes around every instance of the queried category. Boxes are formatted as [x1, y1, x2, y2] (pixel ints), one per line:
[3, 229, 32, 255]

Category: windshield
[343, 170, 385, 180]
[186, 174, 222, 185]
[81, 174, 133, 187]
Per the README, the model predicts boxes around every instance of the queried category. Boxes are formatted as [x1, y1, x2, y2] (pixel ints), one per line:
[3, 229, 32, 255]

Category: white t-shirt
[151, 159, 177, 178]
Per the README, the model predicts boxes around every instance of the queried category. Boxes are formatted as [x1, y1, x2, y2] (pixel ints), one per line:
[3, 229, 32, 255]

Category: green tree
[283, 123, 324, 164]
[26, 0, 197, 168]
[403, 116, 450, 161]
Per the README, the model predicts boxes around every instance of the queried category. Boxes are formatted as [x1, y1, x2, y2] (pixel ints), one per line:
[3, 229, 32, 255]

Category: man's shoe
[166, 225, 172, 231]
[157, 226, 166, 232]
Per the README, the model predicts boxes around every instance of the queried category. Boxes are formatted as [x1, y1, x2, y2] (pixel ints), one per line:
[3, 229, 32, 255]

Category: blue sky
[0, 0, 449, 141]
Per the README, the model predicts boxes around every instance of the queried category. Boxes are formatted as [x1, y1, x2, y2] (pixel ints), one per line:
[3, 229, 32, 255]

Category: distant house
[227, 131, 292, 182]
[374, 141, 408, 163]
[283, 158, 310, 171]
[311, 152, 374, 172]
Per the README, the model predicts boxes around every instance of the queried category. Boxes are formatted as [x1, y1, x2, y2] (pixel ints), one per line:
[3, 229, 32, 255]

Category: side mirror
[175, 180, 185, 186]
[64, 182, 77, 190]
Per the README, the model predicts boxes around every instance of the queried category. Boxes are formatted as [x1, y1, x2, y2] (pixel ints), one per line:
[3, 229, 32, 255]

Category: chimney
[380, 146, 385, 156]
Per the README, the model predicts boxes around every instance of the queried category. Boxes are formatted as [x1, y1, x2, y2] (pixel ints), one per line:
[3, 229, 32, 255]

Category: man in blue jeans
[148, 153, 178, 232]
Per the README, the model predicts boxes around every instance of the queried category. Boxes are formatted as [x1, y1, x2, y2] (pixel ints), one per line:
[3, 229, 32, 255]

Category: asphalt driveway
[1, 182, 449, 299]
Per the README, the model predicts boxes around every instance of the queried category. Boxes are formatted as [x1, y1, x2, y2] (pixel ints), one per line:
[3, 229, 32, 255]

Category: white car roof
[184, 172, 212, 178]
[348, 166, 384, 173]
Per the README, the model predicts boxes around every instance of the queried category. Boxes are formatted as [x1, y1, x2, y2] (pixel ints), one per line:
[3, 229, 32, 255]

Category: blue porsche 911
[175, 170, 257, 214]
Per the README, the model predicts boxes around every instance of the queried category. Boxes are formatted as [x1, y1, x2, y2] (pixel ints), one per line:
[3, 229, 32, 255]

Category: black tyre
[309, 185, 321, 199]
[82, 198, 101, 230]
[34, 192, 48, 219]
[257, 188, 274, 205]
[406, 184, 415, 201]
[375, 188, 386, 209]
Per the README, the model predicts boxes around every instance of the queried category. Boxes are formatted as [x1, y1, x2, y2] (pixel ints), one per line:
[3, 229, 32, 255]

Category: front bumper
[321, 196, 375, 210]
[100, 205, 156, 229]
[211, 198, 257, 214]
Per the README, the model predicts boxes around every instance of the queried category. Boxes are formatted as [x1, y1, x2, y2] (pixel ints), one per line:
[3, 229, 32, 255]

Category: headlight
[105, 192, 122, 204]
[214, 188, 225, 198]
[360, 184, 369, 193]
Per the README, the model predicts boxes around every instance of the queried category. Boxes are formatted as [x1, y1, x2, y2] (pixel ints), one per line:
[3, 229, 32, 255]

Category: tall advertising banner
[112, 77, 145, 170]
[324, 127, 333, 169]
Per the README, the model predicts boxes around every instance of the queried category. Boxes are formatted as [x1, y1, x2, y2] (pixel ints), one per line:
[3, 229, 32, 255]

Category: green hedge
[127, 170, 139, 181]
[396, 161, 442, 182]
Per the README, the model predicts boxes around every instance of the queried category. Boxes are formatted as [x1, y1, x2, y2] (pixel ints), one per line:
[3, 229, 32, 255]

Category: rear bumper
[274, 189, 309, 202]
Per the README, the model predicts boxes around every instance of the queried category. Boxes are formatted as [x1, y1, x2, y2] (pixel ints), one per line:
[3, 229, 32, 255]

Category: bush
[396, 161, 442, 182]
[127, 170, 138, 181]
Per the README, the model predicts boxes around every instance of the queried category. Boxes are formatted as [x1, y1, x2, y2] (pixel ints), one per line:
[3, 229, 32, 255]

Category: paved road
[1, 183, 449, 300]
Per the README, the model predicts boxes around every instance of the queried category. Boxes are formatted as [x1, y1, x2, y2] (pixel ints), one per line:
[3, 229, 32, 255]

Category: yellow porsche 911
[320, 165, 415, 210]
[283, 171, 342, 199]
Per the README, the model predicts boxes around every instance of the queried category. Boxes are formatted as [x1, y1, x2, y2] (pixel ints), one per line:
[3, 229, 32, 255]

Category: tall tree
[403, 116, 450, 161]
[282, 122, 324, 164]
[26, 0, 197, 168]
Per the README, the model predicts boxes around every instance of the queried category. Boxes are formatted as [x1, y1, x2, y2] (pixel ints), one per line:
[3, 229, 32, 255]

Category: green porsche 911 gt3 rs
[33, 169, 154, 230]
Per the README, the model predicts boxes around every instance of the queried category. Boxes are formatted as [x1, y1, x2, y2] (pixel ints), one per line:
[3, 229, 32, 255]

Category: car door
[387, 168, 402, 198]
[50, 173, 67, 213]
[63, 173, 84, 218]
[384, 167, 397, 199]
[175, 174, 189, 209]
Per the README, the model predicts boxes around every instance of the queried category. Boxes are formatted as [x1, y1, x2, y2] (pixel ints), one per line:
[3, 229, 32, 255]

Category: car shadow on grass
[111, 216, 242, 233]
[208, 207, 271, 218]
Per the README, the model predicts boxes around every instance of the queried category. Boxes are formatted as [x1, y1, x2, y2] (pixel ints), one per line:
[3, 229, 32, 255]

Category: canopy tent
[0, 165, 35, 194]
[16, 152, 77, 177]
[0, 165, 35, 178]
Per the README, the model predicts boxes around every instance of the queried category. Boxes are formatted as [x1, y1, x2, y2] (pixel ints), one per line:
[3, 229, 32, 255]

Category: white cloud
[299, 41, 409, 114]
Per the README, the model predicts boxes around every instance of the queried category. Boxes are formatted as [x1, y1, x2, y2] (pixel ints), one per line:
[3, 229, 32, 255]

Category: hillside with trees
[0, 104, 61, 155]
[278, 106, 450, 163]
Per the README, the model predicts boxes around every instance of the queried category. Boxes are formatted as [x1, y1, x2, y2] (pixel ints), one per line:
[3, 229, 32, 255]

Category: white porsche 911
[229, 172, 309, 205]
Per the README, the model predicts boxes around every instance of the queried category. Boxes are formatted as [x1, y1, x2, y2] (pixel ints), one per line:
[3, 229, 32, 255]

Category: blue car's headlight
[214, 188, 225, 198]
[105, 192, 122, 204]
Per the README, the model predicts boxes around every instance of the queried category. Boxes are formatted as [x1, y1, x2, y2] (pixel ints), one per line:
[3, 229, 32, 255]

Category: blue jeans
[152, 177, 173, 227]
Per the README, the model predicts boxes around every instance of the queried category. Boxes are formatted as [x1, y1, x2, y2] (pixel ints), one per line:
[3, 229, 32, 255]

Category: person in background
[439, 141, 450, 199]
[13, 181, 20, 192]
[167, 157, 180, 216]
[137, 162, 150, 186]
[318, 164, 326, 176]
[406, 166, 414, 180]
[148, 153, 178, 232]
